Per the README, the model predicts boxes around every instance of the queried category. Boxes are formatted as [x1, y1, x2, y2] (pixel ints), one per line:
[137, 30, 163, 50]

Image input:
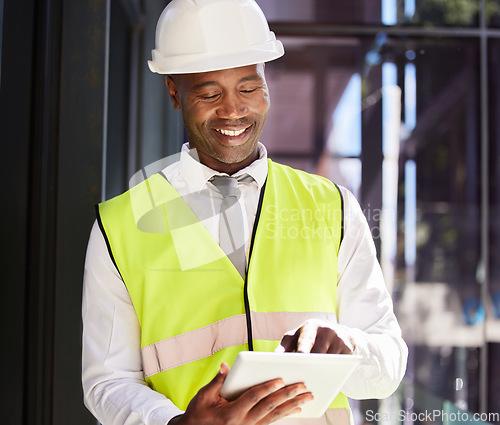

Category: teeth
[215, 128, 246, 137]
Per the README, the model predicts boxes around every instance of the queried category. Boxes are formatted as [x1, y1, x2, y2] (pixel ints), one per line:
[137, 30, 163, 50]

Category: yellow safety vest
[97, 159, 349, 413]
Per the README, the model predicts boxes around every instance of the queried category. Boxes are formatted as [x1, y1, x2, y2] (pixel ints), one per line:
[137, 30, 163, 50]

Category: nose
[216, 92, 248, 119]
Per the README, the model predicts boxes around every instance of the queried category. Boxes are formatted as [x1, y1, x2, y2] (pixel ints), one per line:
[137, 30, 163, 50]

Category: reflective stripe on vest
[141, 311, 336, 377]
[97, 159, 349, 412]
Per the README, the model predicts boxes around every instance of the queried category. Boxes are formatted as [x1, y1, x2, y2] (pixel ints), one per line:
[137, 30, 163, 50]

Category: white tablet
[220, 351, 362, 418]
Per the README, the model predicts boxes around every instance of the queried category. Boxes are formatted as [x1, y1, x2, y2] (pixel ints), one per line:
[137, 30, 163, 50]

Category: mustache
[209, 119, 253, 127]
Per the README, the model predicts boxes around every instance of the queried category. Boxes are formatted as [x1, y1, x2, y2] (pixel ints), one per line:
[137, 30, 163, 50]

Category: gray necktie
[211, 176, 246, 277]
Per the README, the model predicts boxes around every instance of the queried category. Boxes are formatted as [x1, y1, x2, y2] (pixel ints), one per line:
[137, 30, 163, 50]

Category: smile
[214, 127, 249, 137]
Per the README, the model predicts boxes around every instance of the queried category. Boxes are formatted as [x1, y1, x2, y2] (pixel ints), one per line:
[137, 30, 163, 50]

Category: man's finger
[247, 383, 314, 424]
[235, 378, 286, 413]
[256, 392, 314, 425]
[296, 321, 318, 353]
[202, 362, 230, 399]
[280, 331, 300, 352]
[326, 343, 353, 355]
[311, 327, 335, 353]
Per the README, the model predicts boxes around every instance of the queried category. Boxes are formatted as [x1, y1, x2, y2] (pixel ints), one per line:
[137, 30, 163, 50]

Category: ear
[165, 76, 181, 110]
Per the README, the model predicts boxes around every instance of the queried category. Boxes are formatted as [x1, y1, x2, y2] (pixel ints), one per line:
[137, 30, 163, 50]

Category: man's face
[166, 64, 270, 174]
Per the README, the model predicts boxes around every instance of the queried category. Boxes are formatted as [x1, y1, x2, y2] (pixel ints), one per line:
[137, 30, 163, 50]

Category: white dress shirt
[82, 143, 408, 425]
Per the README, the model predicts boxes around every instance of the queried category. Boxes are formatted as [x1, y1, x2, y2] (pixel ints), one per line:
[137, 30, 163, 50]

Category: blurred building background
[1, 0, 499, 424]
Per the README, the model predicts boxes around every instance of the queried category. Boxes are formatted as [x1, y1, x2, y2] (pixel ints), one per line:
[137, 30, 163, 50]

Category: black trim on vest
[332, 182, 345, 248]
[244, 179, 267, 351]
[95, 204, 124, 280]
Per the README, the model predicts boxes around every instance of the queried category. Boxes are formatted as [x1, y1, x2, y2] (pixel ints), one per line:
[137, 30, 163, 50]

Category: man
[82, 1, 408, 424]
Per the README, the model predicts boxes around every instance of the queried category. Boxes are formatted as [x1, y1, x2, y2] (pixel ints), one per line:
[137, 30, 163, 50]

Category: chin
[219, 148, 256, 165]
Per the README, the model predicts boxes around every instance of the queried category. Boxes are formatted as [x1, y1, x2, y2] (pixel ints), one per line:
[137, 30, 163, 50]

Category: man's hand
[278, 319, 355, 354]
[169, 363, 314, 425]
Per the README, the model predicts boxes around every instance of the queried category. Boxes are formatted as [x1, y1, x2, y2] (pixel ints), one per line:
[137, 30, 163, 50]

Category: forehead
[175, 64, 266, 91]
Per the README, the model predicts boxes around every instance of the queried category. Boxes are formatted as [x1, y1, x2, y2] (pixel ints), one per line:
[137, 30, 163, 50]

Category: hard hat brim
[148, 40, 284, 74]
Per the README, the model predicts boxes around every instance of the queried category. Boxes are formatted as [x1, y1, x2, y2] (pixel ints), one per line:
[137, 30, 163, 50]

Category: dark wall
[0, 0, 107, 423]
[0, 0, 183, 422]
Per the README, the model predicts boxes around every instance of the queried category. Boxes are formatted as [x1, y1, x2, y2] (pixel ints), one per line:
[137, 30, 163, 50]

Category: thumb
[203, 362, 230, 398]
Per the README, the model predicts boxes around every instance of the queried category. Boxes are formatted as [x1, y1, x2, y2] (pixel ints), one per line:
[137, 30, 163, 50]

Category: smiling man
[166, 64, 270, 173]
[81, 1, 408, 425]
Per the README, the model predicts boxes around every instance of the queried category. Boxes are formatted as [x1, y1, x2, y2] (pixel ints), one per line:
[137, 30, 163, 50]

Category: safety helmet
[148, 0, 285, 74]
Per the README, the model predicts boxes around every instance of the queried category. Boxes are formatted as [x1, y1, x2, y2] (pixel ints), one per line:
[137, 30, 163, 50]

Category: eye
[200, 93, 220, 100]
[240, 88, 258, 94]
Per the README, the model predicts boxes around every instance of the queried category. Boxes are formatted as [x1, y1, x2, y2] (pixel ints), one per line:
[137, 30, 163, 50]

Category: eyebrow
[192, 81, 219, 91]
[191, 75, 263, 91]
[239, 75, 264, 84]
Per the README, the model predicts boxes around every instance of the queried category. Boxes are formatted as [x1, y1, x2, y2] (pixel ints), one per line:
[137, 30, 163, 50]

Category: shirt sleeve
[336, 187, 408, 400]
[82, 221, 184, 425]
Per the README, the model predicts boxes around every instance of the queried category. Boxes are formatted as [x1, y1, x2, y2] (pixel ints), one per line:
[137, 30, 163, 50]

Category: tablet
[220, 351, 362, 418]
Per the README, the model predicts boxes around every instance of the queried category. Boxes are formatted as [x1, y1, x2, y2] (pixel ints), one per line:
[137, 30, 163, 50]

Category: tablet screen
[220, 351, 362, 418]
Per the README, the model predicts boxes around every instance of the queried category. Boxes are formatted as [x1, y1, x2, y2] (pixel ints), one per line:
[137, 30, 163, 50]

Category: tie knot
[211, 176, 240, 198]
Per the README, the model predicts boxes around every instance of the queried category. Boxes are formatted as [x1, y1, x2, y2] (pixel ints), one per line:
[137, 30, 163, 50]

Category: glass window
[264, 32, 496, 420]
[407, 0, 480, 27]
[488, 0, 500, 27]
[257, 0, 481, 27]
[262, 37, 365, 175]
[398, 35, 483, 409]
[488, 38, 500, 414]
[257, 0, 383, 25]
[106, 0, 133, 199]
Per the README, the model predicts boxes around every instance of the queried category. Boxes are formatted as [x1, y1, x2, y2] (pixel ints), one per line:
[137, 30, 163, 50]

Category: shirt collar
[179, 142, 268, 192]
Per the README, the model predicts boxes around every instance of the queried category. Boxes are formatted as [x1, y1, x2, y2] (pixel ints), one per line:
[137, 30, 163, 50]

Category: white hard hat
[148, 0, 285, 74]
